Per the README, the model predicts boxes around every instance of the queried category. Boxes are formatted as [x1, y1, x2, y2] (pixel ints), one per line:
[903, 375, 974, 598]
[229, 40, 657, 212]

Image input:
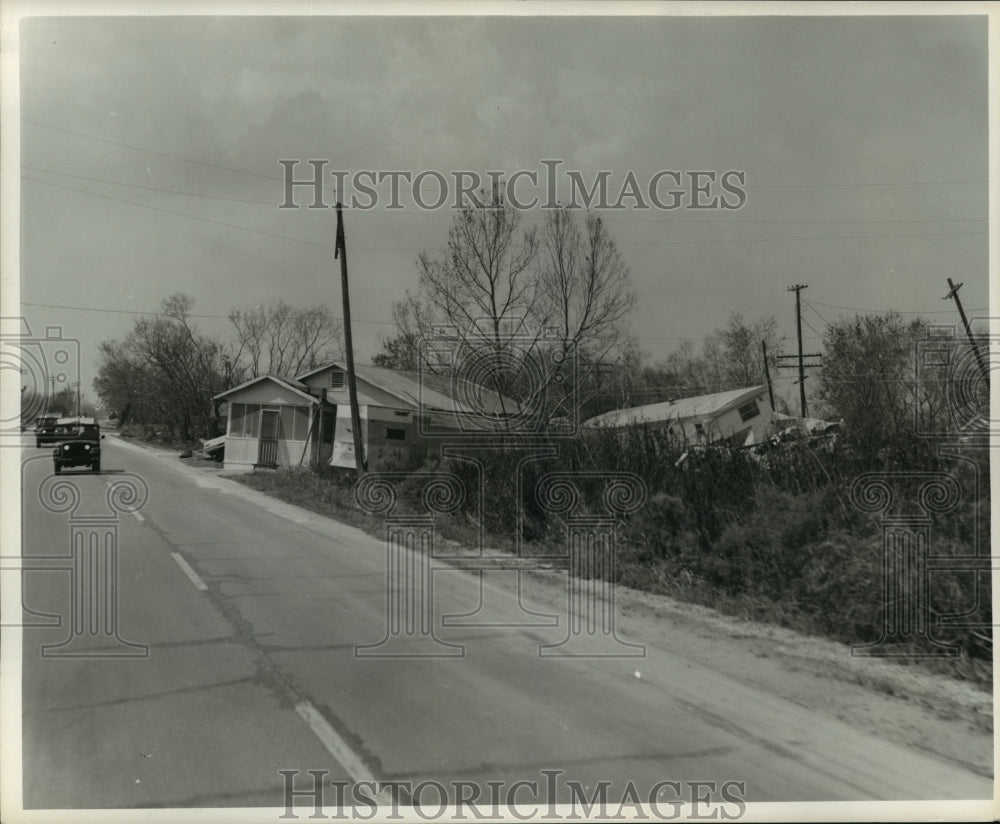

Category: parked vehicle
[51, 418, 104, 474]
[34, 413, 64, 448]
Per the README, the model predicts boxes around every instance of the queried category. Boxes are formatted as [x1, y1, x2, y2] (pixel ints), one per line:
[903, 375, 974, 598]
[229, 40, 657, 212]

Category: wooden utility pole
[335, 202, 366, 475]
[761, 340, 775, 411]
[943, 278, 990, 382]
[787, 284, 809, 417]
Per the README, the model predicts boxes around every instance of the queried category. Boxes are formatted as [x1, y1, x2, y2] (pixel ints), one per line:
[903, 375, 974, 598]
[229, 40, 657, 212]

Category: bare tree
[376, 196, 639, 426]
[371, 293, 437, 372]
[415, 191, 540, 350]
[401, 190, 544, 417]
[228, 300, 344, 379]
[535, 207, 638, 416]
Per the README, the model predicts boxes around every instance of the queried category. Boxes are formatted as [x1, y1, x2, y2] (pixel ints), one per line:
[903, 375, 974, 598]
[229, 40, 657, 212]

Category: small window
[330, 370, 345, 389]
[230, 403, 245, 436]
[294, 407, 311, 441]
[245, 405, 261, 438]
[280, 407, 295, 440]
[694, 422, 705, 437]
[738, 400, 760, 422]
[384, 427, 406, 441]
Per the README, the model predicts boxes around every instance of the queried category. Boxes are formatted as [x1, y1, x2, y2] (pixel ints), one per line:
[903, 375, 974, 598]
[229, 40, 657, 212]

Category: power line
[809, 299, 988, 316]
[619, 230, 986, 247]
[23, 166, 277, 206]
[748, 178, 986, 189]
[20, 300, 397, 327]
[23, 175, 335, 251]
[23, 175, 988, 253]
[24, 119, 987, 193]
[23, 118, 280, 182]
[804, 301, 831, 327]
[599, 213, 986, 226]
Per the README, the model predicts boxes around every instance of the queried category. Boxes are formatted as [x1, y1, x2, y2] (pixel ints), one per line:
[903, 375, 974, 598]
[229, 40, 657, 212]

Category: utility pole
[335, 202, 366, 475]
[761, 340, 775, 411]
[788, 284, 809, 417]
[943, 278, 990, 382]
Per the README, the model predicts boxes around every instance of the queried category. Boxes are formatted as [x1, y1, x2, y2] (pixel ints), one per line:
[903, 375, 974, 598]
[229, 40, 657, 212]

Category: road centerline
[171, 551, 208, 591]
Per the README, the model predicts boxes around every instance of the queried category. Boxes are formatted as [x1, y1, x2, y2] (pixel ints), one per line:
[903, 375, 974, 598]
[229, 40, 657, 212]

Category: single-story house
[582, 385, 774, 447]
[214, 362, 513, 472]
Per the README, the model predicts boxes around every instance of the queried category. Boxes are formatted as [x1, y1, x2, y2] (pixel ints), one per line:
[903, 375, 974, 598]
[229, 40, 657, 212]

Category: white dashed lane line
[105, 479, 146, 522]
[170, 552, 208, 591]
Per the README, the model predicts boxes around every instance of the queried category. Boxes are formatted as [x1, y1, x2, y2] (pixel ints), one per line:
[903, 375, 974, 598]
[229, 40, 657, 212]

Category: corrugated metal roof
[297, 361, 514, 416]
[583, 386, 768, 429]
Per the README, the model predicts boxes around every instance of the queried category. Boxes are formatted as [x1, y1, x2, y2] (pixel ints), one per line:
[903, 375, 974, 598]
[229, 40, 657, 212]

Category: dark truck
[52, 418, 104, 474]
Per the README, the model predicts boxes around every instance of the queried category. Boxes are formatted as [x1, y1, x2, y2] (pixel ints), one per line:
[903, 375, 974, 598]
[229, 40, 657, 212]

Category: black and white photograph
[1, 2, 995, 821]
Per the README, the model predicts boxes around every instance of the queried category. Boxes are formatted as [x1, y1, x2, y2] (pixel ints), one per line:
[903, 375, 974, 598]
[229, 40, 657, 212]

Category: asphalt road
[15, 434, 993, 812]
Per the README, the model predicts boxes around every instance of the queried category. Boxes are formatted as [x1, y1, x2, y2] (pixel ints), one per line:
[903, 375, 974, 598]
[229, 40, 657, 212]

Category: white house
[582, 385, 774, 447]
[213, 375, 323, 471]
[215, 362, 511, 471]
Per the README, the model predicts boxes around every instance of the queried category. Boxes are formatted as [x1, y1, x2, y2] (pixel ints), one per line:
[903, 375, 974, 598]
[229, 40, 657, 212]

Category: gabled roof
[296, 361, 514, 416]
[583, 386, 768, 429]
[213, 374, 318, 404]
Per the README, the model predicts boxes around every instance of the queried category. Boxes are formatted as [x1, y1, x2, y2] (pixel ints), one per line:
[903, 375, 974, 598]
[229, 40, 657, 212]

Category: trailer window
[738, 400, 760, 422]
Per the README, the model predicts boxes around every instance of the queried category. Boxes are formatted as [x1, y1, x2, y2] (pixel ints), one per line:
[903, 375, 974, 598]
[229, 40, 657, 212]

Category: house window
[294, 407, 311, 441]
[230, 403, 245, 436]
[694, 422, 705, 438]
[245, 405, 261, 438]
[330, 370, 345, 389]
[738, 400, 760, 422]
[280, 406, 294, 440]
[384, 427, 406, 441]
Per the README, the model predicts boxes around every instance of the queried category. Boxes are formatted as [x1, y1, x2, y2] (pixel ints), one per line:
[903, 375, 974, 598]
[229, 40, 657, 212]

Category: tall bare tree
[415, 191, 540, 351]
[376, 196, 639, 425]
[228, 299, 344, 380]
[536, 207, 638, 416]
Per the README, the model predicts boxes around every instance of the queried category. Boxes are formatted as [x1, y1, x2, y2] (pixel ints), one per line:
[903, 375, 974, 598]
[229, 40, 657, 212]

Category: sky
[10, 6, 991, 411]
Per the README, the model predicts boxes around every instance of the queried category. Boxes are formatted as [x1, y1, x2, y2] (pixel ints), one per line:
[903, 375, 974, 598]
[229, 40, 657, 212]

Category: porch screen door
[258, 409, 280, 466]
